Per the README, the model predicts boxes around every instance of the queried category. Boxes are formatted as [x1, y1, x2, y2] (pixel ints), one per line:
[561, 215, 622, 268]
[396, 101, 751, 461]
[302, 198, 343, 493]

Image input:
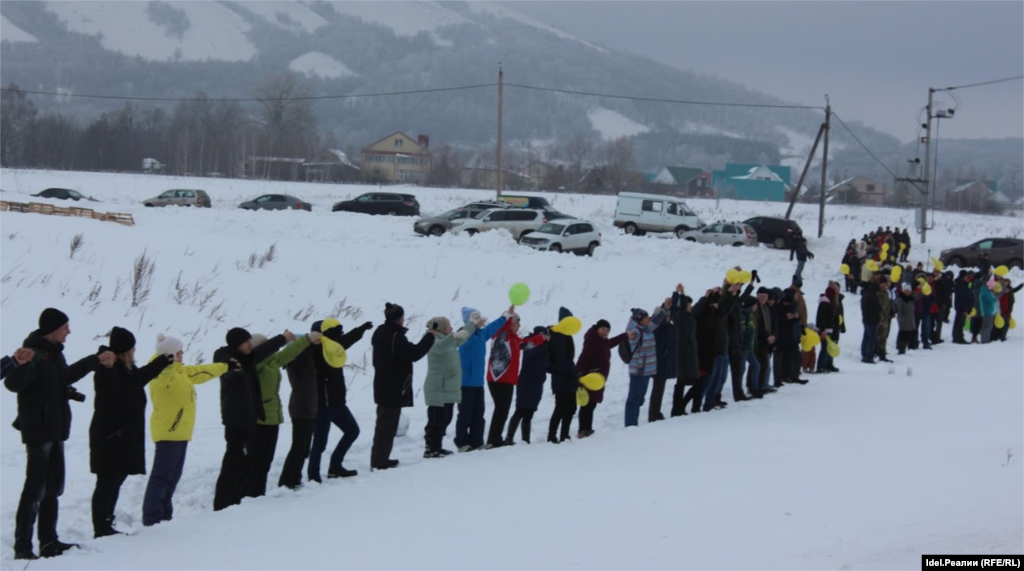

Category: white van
[613, 192, 706, 237]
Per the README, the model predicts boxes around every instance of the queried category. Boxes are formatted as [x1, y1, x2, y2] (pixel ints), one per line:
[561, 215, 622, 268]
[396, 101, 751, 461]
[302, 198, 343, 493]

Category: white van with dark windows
[613, 192, 706, 237]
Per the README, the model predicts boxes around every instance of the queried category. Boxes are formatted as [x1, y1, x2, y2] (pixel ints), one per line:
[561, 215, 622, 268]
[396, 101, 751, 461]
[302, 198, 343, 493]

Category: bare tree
[602, 136, 640, 193]
[563, 133, 593, 192]
[252, 72, 317, 177]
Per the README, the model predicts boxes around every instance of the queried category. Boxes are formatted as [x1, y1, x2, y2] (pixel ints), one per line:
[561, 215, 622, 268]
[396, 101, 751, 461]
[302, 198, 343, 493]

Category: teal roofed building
[712, 163, 793, 201]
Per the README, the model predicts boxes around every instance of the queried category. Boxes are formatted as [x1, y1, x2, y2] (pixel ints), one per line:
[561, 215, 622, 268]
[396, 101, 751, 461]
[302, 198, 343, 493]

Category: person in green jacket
[242, 332, 313, 498]
[422, 317, 476, 458]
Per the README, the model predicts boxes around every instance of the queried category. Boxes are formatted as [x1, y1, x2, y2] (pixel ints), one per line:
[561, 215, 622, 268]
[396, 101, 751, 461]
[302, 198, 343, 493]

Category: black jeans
[487, 382, 514, 447]
[14, 441, 64, 554]
[213, 427, 255, 511]
[681, 377, 706, 413]
[142, 441, 187, 526]
[577, 401, 597, 433]
[370, 406, 401, 467]
[243, 424, 279, 498]
[454, 386, 485, 449]
[91, 472, 128, 536]
[424, 404, 454, 451]
[548, 392, 576, 442]
[896, 330, 913, 354]
[506, 407, 535, 443]
[309, 404, 360, 479]
[729, 352, 745, 399]
[649, 375, 667, 421]
[952, 311, 967, 342]
[278, 417, 315, 488]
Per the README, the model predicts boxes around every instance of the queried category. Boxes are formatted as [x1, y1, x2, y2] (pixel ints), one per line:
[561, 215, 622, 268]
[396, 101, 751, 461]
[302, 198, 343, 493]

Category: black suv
[743, 216, 803, 249]
[499, 195, 575, 221]
[332, 192, 420, 216]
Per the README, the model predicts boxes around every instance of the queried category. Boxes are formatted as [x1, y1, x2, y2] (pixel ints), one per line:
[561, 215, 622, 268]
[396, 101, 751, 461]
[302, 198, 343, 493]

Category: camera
[66, 387, 87, 403]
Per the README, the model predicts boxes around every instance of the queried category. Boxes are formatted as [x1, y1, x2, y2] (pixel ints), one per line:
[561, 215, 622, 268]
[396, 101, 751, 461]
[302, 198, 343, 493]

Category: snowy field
[1, 168, 1022, 570]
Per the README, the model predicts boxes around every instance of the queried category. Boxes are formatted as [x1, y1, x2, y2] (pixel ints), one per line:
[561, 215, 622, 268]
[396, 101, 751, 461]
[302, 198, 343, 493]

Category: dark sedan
[238, 194, 312, 211]
[940, 238, 1023, 269]
[32, 188, 98, 202]
[333, 192, 420, 216]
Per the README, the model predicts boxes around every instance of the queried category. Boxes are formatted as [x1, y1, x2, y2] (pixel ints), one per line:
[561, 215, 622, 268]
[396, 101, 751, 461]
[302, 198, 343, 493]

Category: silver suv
[143, 189, 211, 208]
[449, 208, 547, 241]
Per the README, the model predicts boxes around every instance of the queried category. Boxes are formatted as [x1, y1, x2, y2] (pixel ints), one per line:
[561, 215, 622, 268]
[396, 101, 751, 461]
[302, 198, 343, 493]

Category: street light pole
[920, 87, 934, 245]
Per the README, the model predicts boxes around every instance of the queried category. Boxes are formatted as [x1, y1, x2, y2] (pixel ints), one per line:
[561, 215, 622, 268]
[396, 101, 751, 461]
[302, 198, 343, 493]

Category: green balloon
[509, 283, 530, 306]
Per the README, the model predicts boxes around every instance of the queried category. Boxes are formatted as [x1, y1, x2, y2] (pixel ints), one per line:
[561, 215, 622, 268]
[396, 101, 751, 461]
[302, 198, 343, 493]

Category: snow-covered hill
[1, 169, 1021, 569]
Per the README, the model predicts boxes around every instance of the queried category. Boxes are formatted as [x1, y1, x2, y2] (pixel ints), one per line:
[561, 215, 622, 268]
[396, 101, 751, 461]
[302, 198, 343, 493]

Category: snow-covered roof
[734, 166, 783, 183]
[328, 150, 357, 168]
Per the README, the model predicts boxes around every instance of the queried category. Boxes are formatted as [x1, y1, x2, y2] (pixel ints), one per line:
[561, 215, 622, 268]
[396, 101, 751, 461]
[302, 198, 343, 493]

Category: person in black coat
[932, 271, 954, 344]
[547, 307, 578, 443]
[212, 327, 290, 512]
[89, 327, 173, 538]
[951, 271, 973, 344]
[370, 303, 434, 470]
[308, 319, 373, 481]
[726, 279, 756, 403]
[5, 308, 115, 560]
[670, 285, 701, 416]
[506, 327, 548, 444]
[860, 279, 882, 363]
[649, 300, 677, 422]
[279, 323, 321, 490]
[790, 236, 814, 280]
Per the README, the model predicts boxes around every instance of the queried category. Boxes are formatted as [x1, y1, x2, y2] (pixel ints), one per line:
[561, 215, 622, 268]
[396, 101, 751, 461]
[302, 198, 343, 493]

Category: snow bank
[1, 168, 1021, 569]
[288, 51, 355, 79]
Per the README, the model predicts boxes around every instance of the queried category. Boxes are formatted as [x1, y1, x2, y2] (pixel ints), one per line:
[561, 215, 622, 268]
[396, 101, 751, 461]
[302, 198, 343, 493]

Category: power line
[505, 82, 824, 110]
[832, 111, 925, 195]
[0, 84, 498, 103]
[939, 75, 1024, 92]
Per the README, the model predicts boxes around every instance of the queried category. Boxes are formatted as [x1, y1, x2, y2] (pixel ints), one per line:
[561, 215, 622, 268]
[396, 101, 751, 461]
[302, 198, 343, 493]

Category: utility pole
[817, 99, 831, 238]
[784, 122, 825, 220]
[920, 87, 934, 244]
[496, 65, 504, 199]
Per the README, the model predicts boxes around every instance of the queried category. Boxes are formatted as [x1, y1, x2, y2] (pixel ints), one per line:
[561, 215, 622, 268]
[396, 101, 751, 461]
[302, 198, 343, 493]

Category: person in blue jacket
[454, 306, 508, 452]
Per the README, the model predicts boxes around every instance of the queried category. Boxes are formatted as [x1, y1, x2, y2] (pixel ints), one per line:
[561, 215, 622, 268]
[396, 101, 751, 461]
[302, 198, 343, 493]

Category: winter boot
[40, 540, 79, 558]
[327, 466, 358, 478]
[14, 551, 38, 561]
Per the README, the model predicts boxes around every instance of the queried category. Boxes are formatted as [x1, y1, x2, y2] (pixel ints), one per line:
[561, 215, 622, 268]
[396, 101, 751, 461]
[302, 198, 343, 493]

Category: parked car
[743, 216, 803, 249]
[520, 220, 602, 256]
[238, 194, 312, 211]
[940, 238, 1023, 269]
[498, 194, 575, 220]
[681, 222, 759, 247]
[413, 202, 509, 236]
[143, 189, 211, 208]
[332, 192, 420, 216]
[449, 208, 547, 241]
[32, 188, 98, 202]
[613, 192, 705, 237]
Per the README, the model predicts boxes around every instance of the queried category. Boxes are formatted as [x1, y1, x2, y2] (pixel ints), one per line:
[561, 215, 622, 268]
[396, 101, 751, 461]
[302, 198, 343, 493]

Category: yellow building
[361, 132, 432, 183]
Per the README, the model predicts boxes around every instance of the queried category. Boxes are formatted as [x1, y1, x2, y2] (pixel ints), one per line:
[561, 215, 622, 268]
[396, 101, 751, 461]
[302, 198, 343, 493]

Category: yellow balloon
[552, 316, 582, 336]
[839, 315, 844, 325]
[580, 373, 606, 391]
[891, 266, 903, 282]
[800, 329, 820, 352]
[1011, 317, 1017, 330]
[576, 386, 590, 407]
[922, 283, 933, 296]
[882, 243, 890, 251]
[738, 270, 753, 284]
[994, 283, 1003, 293]
[931, 257, 944, 271]
[726, 268, 740, 284]
[840, 263, 850, 275]
[826, 337, 841, 358]
[899, 243, 906, 251]
[866, 260, 879, 272]
[970, 308, 977, 317]
[995, 314, 1006, 329]
[995, 265, 1010, 277]
[880, 252, 888, 262]
[321, 337, 348, 369]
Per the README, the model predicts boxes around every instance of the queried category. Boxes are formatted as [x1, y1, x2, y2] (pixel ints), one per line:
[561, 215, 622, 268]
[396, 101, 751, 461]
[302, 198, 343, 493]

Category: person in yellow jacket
[141, 334, 236, 527]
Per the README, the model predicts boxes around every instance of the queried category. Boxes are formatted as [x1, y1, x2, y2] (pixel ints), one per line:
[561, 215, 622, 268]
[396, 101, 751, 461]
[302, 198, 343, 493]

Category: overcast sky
[511, 1, 1024, 142]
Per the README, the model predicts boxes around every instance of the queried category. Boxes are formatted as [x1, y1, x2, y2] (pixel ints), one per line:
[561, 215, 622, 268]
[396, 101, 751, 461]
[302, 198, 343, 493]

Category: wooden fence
[0, 201, 134, 226]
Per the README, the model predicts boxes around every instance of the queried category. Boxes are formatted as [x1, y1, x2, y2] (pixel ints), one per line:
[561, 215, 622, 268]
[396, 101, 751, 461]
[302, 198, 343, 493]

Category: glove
[751, 270, 761, 283]
[228, 358, 242, 371]
[469, 311, 483, 326]
[156, 354, 174, 369]
[808, 253, 815, 260]
[359, 321, 373, 332]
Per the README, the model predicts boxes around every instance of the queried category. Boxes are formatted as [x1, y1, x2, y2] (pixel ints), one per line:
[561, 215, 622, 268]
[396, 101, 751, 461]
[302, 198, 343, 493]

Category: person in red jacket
[484, 313, 546, 448]
[574, 320, 629, 439]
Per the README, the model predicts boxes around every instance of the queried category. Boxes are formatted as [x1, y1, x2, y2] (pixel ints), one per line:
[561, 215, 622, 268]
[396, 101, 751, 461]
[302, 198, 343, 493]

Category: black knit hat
[310, 320, 323, 333]
[226, 327, 252, 349]
[631, 308, 649, 322]
[384, 302, 405, 322]
[757, 286, 770, 295]
[38, 308, 69, 336]
[109, 326, 136, 354]
[595, 319, 611, 330]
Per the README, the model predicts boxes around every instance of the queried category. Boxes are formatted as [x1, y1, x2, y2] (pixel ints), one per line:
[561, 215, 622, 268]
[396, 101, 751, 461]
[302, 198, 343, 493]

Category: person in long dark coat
[670, 285, 701, 416]
[547, 307, 579, 443]
[574, 320, 628, 437]
[89, 327, 173, 538]
[650, 304, 677, 422]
